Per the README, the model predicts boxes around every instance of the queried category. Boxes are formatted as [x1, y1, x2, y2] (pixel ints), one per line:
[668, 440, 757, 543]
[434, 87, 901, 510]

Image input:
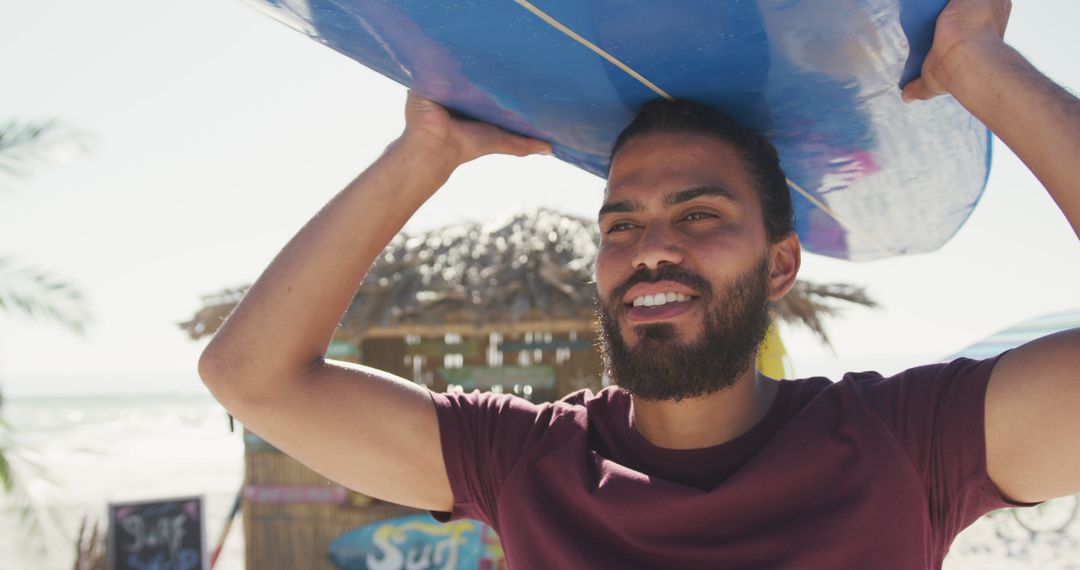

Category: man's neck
[630, 368, 781, 450]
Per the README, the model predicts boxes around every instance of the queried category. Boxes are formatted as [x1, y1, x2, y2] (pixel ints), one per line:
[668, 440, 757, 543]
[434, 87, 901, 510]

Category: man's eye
[683, 211, 716, 221]
[606, 222, 636, 233]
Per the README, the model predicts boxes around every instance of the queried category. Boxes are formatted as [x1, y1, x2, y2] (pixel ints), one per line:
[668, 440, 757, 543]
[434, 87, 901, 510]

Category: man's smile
[625, 296, 700, 322]
[630, 291, 693, 307]
[615, 278, 707, 323]
[620, 282, 702, 323]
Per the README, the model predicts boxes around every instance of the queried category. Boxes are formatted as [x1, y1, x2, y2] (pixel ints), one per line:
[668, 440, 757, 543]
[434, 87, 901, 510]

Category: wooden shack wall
[243, 328, 602, 569]
[243, 439, 417, 570]
[359, 329, 604, 401]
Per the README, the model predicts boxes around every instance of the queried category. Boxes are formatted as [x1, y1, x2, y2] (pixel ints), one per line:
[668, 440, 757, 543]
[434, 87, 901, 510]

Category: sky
[1, 0, 1078, 397]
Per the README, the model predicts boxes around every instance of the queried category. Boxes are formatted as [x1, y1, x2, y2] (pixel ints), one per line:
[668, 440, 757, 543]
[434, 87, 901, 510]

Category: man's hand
[902, 0, 1012, 102]
[402, 91, 551, 169]
[200, 92, 549, 512]
[900, 0, 1080, 504]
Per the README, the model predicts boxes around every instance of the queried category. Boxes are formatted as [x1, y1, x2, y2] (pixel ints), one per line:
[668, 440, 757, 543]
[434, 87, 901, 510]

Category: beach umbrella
[947, 309, 1080, 540]
[947, 308, 1080, 361]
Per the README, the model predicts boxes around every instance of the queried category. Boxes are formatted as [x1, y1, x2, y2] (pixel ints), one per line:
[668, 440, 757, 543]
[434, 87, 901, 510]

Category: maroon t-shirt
[430, 357, 1021, 569]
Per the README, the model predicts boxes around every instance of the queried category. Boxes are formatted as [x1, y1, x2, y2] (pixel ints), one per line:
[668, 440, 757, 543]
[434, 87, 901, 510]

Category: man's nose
[632, 222, 684, 270]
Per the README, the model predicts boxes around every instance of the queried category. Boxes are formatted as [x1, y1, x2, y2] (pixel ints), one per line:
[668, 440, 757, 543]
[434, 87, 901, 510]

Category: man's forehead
[606, 136, 750, 197]
[609, 132, 747, 178]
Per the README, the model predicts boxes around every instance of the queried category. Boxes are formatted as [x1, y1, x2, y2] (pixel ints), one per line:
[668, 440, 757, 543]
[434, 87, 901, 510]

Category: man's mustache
[607, 265, 714, 307]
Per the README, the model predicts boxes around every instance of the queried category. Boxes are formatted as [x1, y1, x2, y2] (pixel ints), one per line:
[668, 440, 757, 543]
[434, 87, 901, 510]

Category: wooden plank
[499, 339, 593, 352]
[405, 339, 482, 358]
[361, 320, 595, 338]
[243, 484, 349, 505]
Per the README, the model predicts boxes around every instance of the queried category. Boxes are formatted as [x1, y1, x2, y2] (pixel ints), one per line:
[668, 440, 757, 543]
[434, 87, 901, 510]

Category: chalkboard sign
[108, 496, 207, 570]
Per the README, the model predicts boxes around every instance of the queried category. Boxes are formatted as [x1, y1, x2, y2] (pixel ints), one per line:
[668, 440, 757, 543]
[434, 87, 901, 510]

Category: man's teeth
[632, 292, 691, 308]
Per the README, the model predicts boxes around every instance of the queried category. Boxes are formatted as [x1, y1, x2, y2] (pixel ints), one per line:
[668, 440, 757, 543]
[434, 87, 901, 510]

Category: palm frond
[177, 286, 248, 340]
[0, 256, 90, 334]
[0, 415, 61, 564]
[773, 282, 879, 349]
[0, 440, 12, 494]
[73, 517, 107, 570]
[0, 119, 92, 187]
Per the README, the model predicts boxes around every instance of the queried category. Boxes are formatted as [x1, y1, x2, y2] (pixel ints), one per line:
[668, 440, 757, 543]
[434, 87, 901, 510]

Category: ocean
[0, 389, 244, 570]
[1, 386, 1077, 569]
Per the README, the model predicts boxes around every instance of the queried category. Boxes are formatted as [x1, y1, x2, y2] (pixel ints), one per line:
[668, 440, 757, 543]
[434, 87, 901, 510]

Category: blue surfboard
[244, 0, 989, 261]
[327, 513, 504, 569]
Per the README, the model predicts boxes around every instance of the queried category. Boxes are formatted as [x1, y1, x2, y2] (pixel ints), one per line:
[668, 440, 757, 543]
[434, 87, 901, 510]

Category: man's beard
[594, 259, 772, 402]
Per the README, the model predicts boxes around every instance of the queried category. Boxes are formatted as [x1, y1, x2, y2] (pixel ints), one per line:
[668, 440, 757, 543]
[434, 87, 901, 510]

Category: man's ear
[766, 233, 801, 301]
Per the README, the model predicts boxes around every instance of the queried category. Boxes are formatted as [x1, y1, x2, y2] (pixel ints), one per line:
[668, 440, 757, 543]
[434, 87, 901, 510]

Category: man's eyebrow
[664, 185, 738, 207]
[597, 198, 641, 219]
[597, 185, 737, 220]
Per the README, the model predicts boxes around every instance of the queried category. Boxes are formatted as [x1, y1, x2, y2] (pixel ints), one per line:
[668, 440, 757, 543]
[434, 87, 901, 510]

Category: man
[200, 0, 1080, 567]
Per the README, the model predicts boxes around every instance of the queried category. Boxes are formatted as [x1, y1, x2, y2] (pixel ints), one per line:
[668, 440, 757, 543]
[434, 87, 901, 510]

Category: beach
[0, 386, 244, 570]
[2, 380, 1078, 569]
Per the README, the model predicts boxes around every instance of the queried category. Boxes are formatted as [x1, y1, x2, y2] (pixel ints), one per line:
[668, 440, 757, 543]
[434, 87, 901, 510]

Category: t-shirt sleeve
[427, 389, 547, 528]
[860, 355, 1031, 541]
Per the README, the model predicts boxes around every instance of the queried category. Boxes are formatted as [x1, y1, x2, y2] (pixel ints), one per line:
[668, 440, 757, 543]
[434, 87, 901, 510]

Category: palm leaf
[0, 257, 90, 334]
[0, 119, 91, 185]
[177, 286, 247, 340]
[0, 414, 60, 564]
[73, 516, 107, 570]
[0, 439, 11, 494]
[773, 281, 879, 350]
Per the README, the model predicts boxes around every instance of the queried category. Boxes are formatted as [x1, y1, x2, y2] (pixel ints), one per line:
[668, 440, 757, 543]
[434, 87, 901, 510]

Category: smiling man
[595, 108, 793, 413]
[200, 0, 1080, 567]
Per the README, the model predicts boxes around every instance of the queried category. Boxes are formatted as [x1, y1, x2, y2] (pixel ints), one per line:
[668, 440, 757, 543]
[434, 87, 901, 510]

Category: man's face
[594, 132, 780, 400]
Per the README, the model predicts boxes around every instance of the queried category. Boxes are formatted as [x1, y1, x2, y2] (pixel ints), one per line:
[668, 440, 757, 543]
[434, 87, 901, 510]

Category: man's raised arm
[904, 0, 1080, 503]
[198, 93, 549, 511]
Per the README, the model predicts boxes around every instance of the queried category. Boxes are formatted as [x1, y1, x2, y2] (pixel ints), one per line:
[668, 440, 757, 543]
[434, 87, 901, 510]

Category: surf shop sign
[328, 513, 505, 570]
[107, 496, 206, 570]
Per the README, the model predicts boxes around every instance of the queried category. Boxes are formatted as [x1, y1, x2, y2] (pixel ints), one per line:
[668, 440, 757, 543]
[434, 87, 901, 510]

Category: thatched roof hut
[184, 208, 876, 570]
[181, 207, 874, 348]
[339, 208, 599, 340]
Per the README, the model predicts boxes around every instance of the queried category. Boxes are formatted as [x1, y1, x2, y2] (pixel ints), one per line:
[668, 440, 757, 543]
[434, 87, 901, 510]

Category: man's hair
[610, 99, 794, 242]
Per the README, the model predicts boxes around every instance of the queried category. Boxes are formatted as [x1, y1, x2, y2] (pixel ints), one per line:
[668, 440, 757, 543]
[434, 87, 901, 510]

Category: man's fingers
[407, 94, 551, 160]
[404, 91, 443, 121]
[489, 128, 551, 157]
[996, 0, 1013, 36]
[506, 135, 552, 157]
[901, 77, 946, 103]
